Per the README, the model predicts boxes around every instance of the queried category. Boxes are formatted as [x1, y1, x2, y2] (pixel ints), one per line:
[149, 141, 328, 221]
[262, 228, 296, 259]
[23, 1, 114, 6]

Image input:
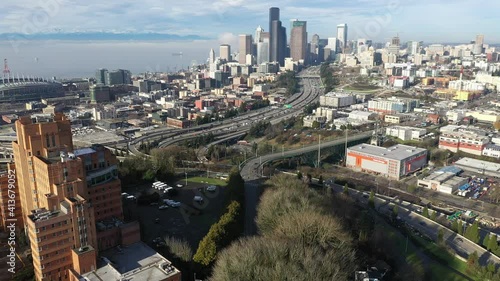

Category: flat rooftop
[454, 157, 500, 173]
[423, 172, 456, 183]
[348, 144, 427, 161]
[82, 242, 179, 281]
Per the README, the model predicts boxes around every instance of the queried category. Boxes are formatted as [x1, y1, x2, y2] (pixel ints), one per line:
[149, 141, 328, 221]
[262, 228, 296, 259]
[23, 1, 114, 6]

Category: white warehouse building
[386, 126, 427, 141]
[319, 92, 356, 108]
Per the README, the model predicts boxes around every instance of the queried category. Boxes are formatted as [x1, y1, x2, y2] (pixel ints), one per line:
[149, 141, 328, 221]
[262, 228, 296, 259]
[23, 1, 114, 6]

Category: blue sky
[0, 0, 499, 44]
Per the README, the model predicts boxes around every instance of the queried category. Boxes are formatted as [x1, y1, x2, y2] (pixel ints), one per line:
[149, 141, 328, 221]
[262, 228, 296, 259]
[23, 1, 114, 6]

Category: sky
[0, 0, 499, 43]
[0, 0, 499, 78]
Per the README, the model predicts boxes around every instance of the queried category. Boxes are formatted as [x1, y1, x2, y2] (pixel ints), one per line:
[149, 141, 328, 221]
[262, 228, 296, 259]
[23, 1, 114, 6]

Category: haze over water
[0, 40, 217, 79]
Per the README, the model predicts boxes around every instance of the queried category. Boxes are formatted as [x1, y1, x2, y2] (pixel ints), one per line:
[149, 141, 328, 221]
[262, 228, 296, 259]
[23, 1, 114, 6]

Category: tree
[451, 220, 459, 232]
[297, 171, 303, 180]
[343, 184, 349, 195]
[465, 221, 480, 244]
[368, 191, 375, 208]
[488, 234, 498, 252]
[437, 228, 444, 245]
[311, 121, 320, 129]
[494, 121, 500, 131]
[430, 211, 437, 221]
[483, 233, 491, 249]
[458, 221, 464, 235]
[318, 175, 323, 185]
[422, 206, 429, 218]
[392, 204, 399, 218]
[164, 236, 193, 263]
[466, 251, 480, 273]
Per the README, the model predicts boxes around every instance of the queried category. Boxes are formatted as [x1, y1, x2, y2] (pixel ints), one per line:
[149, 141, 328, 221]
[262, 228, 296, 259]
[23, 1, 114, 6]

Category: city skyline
[0, 1, 499, 43]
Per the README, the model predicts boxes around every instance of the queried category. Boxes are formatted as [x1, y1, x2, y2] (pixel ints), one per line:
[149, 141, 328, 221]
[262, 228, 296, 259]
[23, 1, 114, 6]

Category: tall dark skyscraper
[269, 7, 286, 66]
[269, 7, 280, 36]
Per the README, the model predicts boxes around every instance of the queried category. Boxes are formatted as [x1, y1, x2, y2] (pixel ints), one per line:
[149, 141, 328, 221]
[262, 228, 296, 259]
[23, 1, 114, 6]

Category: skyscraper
[255, 26, 264, 44]
[12, 113, 140, 281]
[476, 34, 484, 45]
[209, 48, 215, 64]
[337, 24, 348, 53]
[269, 7, 280, 39]
[239, 34, 253, 64]
[269, 7, 286, 66]
[290, 20, 307, 63]
[257, 32, 270, 64]
[220, 44, 231, 61]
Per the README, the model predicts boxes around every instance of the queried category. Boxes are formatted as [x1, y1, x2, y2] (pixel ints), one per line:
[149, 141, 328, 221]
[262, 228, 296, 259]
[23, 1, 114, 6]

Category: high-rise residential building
[290, 20, 307, 63]
[11, 113, 142, 281]
[337, 24, 348, 53]
[239, 34, 253, 64]
[95, 69, 107, 84]
[220, 44, 231, 61]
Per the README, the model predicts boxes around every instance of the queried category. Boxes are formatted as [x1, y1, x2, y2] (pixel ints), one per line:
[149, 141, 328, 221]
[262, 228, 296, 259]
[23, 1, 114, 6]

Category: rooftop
[454, 157, 500, 173]
[82, 242, 179, 281]
[423, 172, 456, 183]
[348, 144, 427, 161]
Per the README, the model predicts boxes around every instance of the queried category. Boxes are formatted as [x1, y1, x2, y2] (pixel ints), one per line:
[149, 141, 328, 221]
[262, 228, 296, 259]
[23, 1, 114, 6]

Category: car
[158, 205, 169, 210]
[206, 185, 217, 192]
[121, 192, 129, 197]
[126, 195, 136, 200]
[176, 184, 183, 188]
[163, 199, 181, 208]
[194, 196, 204, 203]
[154, 218, 160, 223]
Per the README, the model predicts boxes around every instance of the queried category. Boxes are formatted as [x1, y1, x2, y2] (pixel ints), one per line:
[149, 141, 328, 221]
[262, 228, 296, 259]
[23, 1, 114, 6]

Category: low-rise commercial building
[454, 157, 500, 178]
[384, 114, 412, 124]
[386, 126, 426, 141]
[417, 166, 467, 194]
[346, 144, 428, 180]
[483, 144, 500, 159]
[319, 92, 356, 108]
[368, 98, 419, 114]
[439, 125, 490, 155]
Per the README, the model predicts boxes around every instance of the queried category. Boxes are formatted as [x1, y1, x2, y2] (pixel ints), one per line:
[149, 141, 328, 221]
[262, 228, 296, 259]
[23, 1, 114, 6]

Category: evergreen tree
[451, 220, 458, 232]
[437, 228, 444, 245]
[488, 234, 498, 252]
[430, 211, 437, 221]
[483, 233, 491, 249]
[422, 206, 429, 218]
[458, 221, 464, 235]
[368, 191, 375, 209]
[343, 184, 349, 195]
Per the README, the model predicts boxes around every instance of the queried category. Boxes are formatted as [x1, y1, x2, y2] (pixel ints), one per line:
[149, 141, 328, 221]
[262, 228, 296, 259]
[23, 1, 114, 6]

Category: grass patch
[187, 177, 227, 186]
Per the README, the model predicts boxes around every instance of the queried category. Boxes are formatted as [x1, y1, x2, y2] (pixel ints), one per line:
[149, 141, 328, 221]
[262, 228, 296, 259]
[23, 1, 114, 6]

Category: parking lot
[121, 179, 227, 250]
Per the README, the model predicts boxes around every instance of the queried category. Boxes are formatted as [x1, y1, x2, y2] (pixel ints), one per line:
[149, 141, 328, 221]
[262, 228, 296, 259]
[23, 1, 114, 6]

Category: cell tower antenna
[3, 59, 11, 76]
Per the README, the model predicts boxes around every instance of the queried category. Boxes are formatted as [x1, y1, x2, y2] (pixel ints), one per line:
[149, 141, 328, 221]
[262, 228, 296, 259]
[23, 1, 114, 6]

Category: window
[45, 134, 50, 147]
[51, 134, 56, 147]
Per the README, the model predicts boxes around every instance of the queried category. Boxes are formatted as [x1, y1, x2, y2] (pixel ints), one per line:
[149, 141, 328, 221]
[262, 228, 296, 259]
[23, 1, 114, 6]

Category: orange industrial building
[10, 113, 180, 281]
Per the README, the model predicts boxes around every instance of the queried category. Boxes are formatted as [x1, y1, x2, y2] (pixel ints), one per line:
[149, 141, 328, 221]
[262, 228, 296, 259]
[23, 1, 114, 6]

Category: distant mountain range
[0, 32, 207, 41]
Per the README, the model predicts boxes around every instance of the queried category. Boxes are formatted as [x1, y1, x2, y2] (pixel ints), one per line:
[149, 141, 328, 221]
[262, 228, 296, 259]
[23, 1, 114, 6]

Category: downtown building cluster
[207, 7, 349, 78]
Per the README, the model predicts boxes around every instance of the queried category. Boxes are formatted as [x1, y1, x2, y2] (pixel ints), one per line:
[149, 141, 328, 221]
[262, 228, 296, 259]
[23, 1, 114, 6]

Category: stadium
[0, 77, 64, 103]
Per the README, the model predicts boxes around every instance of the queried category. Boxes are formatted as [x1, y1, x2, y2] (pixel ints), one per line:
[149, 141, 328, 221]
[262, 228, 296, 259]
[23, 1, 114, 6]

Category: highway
[333, 183, 500, 266]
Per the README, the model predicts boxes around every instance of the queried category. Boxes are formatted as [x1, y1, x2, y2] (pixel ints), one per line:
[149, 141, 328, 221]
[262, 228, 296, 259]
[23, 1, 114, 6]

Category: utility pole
[317, 134, 321, 168]
[344, 128, 348, 165]
[282, 145, 284, 156]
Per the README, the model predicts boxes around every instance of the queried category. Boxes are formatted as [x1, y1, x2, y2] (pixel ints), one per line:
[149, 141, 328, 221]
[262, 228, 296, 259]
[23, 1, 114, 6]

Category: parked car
[158, 205, 169, 210]
[155, 218, 160, 223]
[126, 195, 136, 200]
[176, 184, 183, 188]
[163, 199, 181, 208]
[194, 196, 204, 203]
[206, 185, 217, 192]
